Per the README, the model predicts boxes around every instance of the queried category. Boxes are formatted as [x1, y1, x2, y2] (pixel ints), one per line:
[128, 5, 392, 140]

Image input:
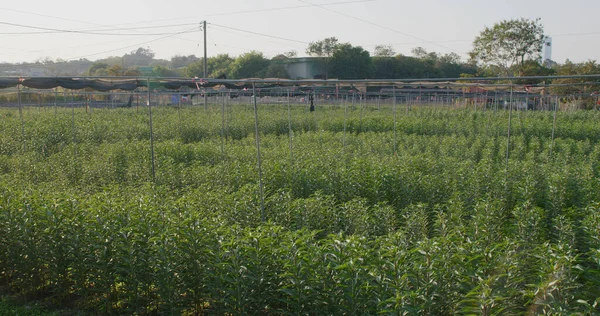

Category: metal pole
[359, 92, 364, 133]
[393, 87, 397, 155]
[252, 83, 265, 222]
[494, 90, 498, 112]
[203, 20, 208, 111]
[505, 84, 513, 175]
[549, 95, 558, 159]
[287, 89, 294, 189]
[343, 94, 348, 150]
[54, 87, 58, 115]
[221, 93, 226, 155]
[313, 89, 318, 131]
[71, 92, 76, 145]
[71, 92, 78, 181]
[177, 92, 182, 138]
[17, 84, 26, 152]
[147, 78, 156, 182]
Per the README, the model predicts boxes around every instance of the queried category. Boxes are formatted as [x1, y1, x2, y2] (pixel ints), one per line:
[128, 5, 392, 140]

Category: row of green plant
[2, 105, 600, 157]
[1, 184, 598, 314]
[0, 105, 599, 314]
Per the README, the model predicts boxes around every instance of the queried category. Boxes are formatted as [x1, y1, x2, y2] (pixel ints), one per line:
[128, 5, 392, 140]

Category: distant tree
[107, 65, 124, 76]
[228, 51, 270, 79]
[271, 54, 288, 61]
[265, 55, 290, 78]
[437, 53, 477, 78]
[551, 60, 600, 97]
[132, 47, 155, 59]
[87, 62, 109, 76]
[265, 63, 289, 78]
[470, 18, 545, 75]
[98, 56, 124, 66]
[208, 54, 235, 78]
[184, 54, 235, 78]
[306, 37, 339, 79]
[373, 56, 398, 79]
[412, 47, 428, 58]
[184, 59, 205, 78]
[169, 54, 199, 68]
[284, 50, 298, 58]
[124, 67, 141, 76]
[512, 60, 554, 84]
[372, 46, 398, 78]
[94, 68, 109, 76]
[373, 45, 395, 57]
[123, 47, 156, 67]
[149, 59, 169, 67]
[394, 55, 429, 78]
[152, 65, 180, 77]
[438, 52, 462, 65]
[330, 44, 374, 79]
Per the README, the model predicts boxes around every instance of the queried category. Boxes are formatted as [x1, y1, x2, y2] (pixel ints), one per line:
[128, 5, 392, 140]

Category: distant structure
[284, 57, 326, 79]
[543, 36, 553, 67]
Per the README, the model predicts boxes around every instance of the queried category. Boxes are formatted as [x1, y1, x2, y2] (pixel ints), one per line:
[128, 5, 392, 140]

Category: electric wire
[297, 0, 466, 55]
[0, 21, 200, 36]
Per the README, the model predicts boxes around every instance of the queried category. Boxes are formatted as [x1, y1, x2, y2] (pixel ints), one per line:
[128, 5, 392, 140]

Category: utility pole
[203, 20, 208, 111]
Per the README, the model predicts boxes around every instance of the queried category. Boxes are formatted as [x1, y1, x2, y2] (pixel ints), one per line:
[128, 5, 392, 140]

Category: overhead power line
[66, 27, 201, 61]
[209, 23, 309, 45]
[297, 0, 466, 55]
[0, 0, 375, 31]
[204, 0, 375, 17]
[0, 22, 201, 35]
[0, 21, 200, 36]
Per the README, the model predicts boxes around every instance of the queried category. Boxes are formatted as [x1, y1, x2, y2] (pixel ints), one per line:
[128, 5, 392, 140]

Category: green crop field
[0, 102, 599, 315]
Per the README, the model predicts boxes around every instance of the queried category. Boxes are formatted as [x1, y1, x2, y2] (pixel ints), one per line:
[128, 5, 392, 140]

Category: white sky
[0, 0, 598, 64]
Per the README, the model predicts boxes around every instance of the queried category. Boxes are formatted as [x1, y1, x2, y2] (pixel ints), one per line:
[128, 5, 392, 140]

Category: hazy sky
[0, 0, 598, 64]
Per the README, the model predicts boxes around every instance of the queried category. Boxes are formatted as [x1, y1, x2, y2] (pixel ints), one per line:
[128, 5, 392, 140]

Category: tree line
[4, 18, 598, 85]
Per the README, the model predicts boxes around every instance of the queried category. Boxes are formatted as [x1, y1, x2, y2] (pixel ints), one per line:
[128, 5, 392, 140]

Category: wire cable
[297, 0, 466, 55]
[65, 26, 200, 61]
[0, 22, 201, 35]
[209, 23, 309, 45]
[0, 21, 200, 36]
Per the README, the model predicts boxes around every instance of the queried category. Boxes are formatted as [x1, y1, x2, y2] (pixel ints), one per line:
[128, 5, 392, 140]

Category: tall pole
[343, 94, 348, 150]
[505, 84, 513, 177]
[71, 92, 77, 181]
[221, 93, 226, 156]
[287, 90, 294, 172]
[252, 83, 265, 222]
[147, 78, 156, 182]
[203, 20, 208, 111]
[393, 87, 397, 155]
[17, 84, 26, 152]
[549, 95, 558, 159]
[54, 87, 58, 115]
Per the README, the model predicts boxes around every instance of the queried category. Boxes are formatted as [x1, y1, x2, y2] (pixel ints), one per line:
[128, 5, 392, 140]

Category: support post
[17, 84, 26, 152]
[287, 89, 294, 173]
[71, 92, 78, 182]
[393, 87, 397, 155]
[252, 83, 265, 222]
[505, 84, 514, 176]
[343, 94, 348, 150]
[147, 78, 156, 182]
[203, 20, 208, 111]
[550, 95, 558, 159]
[54, 87, 58, 115]
[221, 93, 226, 156]
[177, 92, 182, 138]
